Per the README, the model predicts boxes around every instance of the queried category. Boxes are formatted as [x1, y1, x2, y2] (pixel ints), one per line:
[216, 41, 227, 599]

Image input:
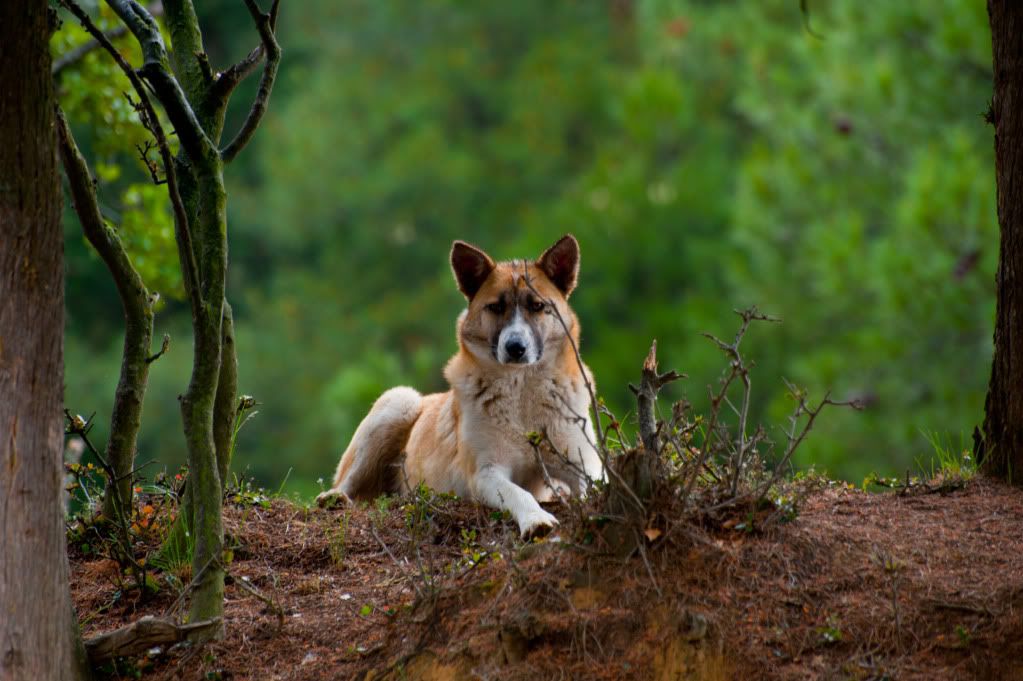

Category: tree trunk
[99, 0, 280, 627]
[0, 3, 91, 679]
[55, 109, 156, 524]
[981, 1, 1023, 484]
[178, 154, 228, 626]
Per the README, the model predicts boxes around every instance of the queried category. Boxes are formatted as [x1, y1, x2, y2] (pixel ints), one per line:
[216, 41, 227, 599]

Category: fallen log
[84, 615, 221, 664]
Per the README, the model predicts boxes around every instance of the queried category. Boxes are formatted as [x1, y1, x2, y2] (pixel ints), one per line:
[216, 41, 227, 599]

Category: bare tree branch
[221, 0, 281, 163]
[214, 45, 263, 96]
[59, 0, 201, 311]
[628, 340, 684, 455]
[213, 0, 280, 99]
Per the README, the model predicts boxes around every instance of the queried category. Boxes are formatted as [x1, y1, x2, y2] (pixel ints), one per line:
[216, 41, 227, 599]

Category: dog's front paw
[316, 489, 352, 509]
[519, 509, 559, 541]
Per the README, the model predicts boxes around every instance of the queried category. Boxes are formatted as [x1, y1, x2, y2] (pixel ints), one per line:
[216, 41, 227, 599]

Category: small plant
[401, 481, 458, 542]
[955, 624, 972, 648]
[862, 432, 975, 495]
[921, 430, 975, 484]
[226, 475, 272, 508]
[817, 616, 844, 645]
[63, 411, 189, 601]
[454, 528, 492, 571]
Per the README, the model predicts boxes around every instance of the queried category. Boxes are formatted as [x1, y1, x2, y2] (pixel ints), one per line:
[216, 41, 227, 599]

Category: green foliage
[920, 431, 976, 482]
[328, 511, 350, 568]
[817, 615, 845, 645]
[61, 0, 996, 490]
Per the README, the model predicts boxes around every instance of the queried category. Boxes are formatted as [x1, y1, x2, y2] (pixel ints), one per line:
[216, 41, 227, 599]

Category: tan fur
[317, 236, 604, 539]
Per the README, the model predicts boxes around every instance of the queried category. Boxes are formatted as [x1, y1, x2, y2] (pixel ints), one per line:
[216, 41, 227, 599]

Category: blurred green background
[57, 0, 996, 496]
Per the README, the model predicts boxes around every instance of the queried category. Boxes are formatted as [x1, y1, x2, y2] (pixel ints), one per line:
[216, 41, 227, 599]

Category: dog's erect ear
[451, 240, 496, 300]
[536, 234, 580, 297]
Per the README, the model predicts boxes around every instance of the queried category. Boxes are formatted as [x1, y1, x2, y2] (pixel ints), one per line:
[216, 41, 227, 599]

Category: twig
[134, 137, 166, 185]
[146, 333, 171, 363]
[752, 382, 861, 502]
[681, 308, 775, 504]
[233, 574, 285, 626]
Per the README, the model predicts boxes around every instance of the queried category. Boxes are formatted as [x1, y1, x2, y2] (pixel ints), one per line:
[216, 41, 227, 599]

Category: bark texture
[982, 1, 1023, 484]
[0, 4, 90, 679]
[103, 0, 279, 625]
[56, 109, 155, 523]
[214, 302, 239, 486]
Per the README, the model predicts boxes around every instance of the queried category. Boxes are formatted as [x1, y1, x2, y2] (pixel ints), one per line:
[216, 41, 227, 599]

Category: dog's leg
[316, 387, 422, 508]
[473, 465, 558, 540]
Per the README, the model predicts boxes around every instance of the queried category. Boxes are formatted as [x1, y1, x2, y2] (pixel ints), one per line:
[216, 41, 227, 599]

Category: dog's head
[451, 235, 580, 368]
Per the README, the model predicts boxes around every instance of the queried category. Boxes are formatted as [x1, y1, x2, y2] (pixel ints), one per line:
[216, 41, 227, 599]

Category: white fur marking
[497, 308, 538, 365]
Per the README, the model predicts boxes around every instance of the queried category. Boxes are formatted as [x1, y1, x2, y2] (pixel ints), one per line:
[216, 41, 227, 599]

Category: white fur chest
[455, 366, 600, 486]
[464, 368, 586, 433]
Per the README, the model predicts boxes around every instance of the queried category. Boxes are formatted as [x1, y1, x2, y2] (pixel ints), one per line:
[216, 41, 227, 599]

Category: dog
[315, 235, 604, 538]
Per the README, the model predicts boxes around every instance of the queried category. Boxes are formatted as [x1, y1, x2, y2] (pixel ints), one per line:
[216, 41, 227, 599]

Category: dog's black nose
[505, 338, 527, 360]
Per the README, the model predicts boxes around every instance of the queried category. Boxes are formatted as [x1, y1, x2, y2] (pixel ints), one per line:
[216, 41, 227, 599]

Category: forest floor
[70, 476, 1023, 681]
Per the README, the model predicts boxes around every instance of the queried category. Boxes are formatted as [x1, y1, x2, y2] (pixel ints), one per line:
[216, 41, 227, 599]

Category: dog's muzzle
[503, 337, 528, 363]
[496, 311, 540, 365]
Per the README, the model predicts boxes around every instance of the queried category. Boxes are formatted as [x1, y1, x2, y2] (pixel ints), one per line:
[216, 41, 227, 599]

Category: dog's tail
[329, 386, 422, 499]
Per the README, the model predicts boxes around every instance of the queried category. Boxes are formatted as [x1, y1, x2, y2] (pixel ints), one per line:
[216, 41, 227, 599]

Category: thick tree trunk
[0, 3, 91, 679]
[981, 1, 1023, 484]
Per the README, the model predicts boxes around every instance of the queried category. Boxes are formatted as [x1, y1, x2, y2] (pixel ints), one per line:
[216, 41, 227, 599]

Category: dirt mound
[70, 477, 1023, 680]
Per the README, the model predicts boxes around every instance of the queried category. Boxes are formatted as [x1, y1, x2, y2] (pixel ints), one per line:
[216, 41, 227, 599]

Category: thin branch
[232, 574, 285, 625]
[146, 333, 171, 363]
[134, 136, 166, 185]
[214, 45, 263, 96]
[59, 0, 202, 312]
[221, 0, 282, 163]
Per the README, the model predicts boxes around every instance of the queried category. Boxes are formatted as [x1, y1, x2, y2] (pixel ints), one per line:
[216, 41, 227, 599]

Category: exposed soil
[71, 477, 1023, 680]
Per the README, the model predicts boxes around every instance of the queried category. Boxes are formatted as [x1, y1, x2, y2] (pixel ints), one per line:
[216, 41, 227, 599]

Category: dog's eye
[527, 300, 546, 313]
[486, 301, 505, 314]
